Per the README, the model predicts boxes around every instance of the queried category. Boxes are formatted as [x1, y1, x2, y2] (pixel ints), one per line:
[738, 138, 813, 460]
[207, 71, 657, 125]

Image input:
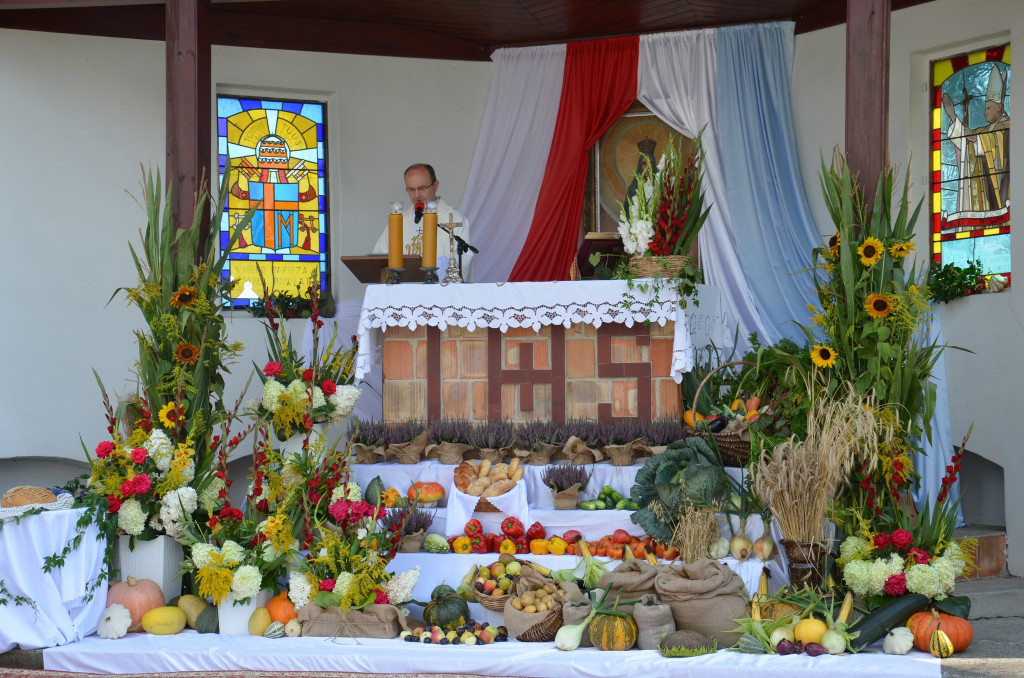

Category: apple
[478, 629, 494, 644]
[413, 626, 424, 636]
[504, 561, 522, 577]
[461, 632, 477, 646]
[613, 529, 632, 544]
[490, 562, 506, 578]
[431, 627, 444, 643]
[497, 576, 512, 591]
[483, 579, 498, 593]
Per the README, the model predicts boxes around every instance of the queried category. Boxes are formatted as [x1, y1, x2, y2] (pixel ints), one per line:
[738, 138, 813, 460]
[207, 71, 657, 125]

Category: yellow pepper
[499, 539, 517, 555]
[530, 539, 550, 555]
[547, 537, 568, 556]
[453, 536, 473, 554]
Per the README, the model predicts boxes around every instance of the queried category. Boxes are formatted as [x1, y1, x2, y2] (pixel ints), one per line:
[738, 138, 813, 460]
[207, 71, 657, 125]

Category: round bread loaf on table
[1, 485, 58, 508]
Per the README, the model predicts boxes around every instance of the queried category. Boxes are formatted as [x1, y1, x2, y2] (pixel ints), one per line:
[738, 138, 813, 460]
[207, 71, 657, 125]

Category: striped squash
[929, 628, 955, 658]
[588, 612, 638, 651]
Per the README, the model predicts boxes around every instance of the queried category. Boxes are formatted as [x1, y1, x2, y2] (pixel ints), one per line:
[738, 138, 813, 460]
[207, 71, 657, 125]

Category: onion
[729, 534, 753, 561]
[708, 537, 730, 559]
[770, 624, 795, 649]
[819, 629, 847, 655]
[753, 534, 776, 561]
[775, 639, 795, 655]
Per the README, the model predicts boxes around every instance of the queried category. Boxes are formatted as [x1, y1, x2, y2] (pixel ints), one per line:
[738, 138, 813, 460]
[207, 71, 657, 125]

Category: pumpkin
[408, 481, 445, 505]
[285, 619, 303, 637]
[140, 606, 186, 635]
[106, 576, 164, 632]
[248, 606, 273, 636]
[264, 621, 286, 638]
[588, 612, 638, 651]
[195, 606, 219, 634]
[423, 592, 469, 631]
[97, 603, 133, 640]
[907, 609, 973, 653]
[882, 627, 915, 655]
[265, 590, 298, 624]
[431, 583, 456, 600]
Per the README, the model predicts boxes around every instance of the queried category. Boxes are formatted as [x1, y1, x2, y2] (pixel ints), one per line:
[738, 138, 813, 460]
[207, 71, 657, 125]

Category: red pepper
[484, 533, 502, 552]
[471, 539, 489, 554]
[501, 516, 525, 538]
[514, 535, 530, 554]
[464, 519, 483, 536]
[526, 521, 546, 541]
[447, 535, 459, 551]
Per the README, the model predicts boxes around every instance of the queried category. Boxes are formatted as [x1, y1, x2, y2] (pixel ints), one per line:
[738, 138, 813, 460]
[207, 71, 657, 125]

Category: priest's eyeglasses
[406, 183, 434, 194]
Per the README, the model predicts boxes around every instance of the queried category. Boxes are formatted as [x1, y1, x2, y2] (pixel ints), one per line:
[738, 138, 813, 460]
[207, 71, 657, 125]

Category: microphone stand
[453, 234, 478, 280]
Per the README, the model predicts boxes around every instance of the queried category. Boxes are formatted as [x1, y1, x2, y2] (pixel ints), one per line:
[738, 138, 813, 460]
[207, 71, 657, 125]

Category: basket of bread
[453, 458, 525, 512]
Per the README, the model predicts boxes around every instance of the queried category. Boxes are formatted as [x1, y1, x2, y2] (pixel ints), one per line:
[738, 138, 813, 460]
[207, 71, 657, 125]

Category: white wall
[0, 30, 491, 480]
[792, 0, 1023, 573]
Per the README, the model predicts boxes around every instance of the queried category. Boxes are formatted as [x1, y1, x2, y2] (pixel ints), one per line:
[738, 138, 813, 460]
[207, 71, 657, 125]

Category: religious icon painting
[931, 44, 1011, 282]
[217, 95, 329, 308]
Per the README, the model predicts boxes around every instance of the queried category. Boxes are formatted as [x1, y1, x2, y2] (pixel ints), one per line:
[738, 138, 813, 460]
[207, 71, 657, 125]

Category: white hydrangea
[842, 559, 872, 598]
[220, 540, 246, 565]
[148, 513, 164, 532]
[310, 386, 326, 410]
[288, 570, 314, 610]
[262, 380, 286, 413]
[178, 461, 195, 484]
[328, 385, 361, 422]
[191, 543, 218, 570]
[159, 487, 198, 539]
[117, 498, 146, 536]
[231, 564, 262, 601]
[384, 566, 420, 606]
[286, 379, 307, 398]
[199, 477, 225, 512]
[146, 429, 175, 473]
[333, 572, 355, 596]
[330, 481, 362, 505]
[906, 563, 943, 599]
[930, 557, 958, 598]
[838, 536, 872, 564]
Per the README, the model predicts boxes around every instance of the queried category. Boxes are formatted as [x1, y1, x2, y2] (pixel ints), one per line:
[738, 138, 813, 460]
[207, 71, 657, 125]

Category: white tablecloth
[355, 280, 720, 382]
[0, 507, 107, 652]
[44, 628, 940, 677]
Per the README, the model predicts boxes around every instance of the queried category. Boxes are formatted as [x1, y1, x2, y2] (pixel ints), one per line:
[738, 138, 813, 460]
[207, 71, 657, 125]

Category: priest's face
[405, 166, 439, 203]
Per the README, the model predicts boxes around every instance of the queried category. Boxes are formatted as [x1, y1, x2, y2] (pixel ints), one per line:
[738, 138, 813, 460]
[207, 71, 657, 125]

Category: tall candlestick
[422, 201, 438, 268]
[387, 202, 404, 270]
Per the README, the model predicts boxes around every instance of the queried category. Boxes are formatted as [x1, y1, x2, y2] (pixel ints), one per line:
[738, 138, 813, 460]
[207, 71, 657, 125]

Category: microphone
[414, 201, 425, 224]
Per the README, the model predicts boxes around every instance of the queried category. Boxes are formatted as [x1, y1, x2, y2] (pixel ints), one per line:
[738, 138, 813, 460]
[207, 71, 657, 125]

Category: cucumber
[580, 500, 597, 510]
[848, 593, 929, 651]
[592, 500, 606, 510]
[615, 498, 631, 510]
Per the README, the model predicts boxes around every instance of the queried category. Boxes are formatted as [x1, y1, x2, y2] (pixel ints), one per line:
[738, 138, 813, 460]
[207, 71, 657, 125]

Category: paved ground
[2, 575, 1021, 675]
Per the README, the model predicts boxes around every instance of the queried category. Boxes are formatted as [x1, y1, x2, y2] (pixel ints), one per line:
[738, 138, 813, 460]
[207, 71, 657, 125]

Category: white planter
[113, 534, 184, 601]
[280, 422, 331, 455]
[217, 589, 273, 635]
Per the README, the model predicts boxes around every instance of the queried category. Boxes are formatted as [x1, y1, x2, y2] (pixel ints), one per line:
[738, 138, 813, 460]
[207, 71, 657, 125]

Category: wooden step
[955, 524, 1006, 579]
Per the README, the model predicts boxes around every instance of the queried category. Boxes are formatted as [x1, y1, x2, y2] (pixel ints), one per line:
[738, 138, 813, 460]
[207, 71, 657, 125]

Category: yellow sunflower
[811, 344, 837, 368]
[158, 401, 185, 428]
[857, 237, 884, 267]
[174, 341, 200, 365]
[888, 241, 915, 258]
[828, 232, 840, 258]
[865, 293, 893, 319]
[169, 284, 200, 309]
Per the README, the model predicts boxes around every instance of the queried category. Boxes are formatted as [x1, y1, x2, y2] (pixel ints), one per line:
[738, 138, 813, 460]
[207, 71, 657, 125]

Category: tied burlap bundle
[601, 439, 649, 466]
[297, 604, 409, 638]
[477, 447, 506, 464]
[649, 445, 668, 455]
[503, 565, 584, 641]
[388, 431, 430, 464]
[653, 559, 749, 648]
[562, 436, 603, 465]
[551, 483, 581, 510]
[427, 441, 476, 465]
[631, 593, 676, 650]
[398, 530, 425, 553]
[596, 560, 661, 615]
[561, 599, 594, 647]
[514, 444, 562, 466]
[351, 443, 384, 464]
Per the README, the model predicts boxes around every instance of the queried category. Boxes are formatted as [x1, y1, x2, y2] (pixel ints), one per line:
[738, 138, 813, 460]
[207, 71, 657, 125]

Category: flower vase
[551, 484, 581, 510]
[780, 539, 826, 588]
[113, 534, 183, 600]
[281, 423, 330, 456]
[217, 589, 273, 635]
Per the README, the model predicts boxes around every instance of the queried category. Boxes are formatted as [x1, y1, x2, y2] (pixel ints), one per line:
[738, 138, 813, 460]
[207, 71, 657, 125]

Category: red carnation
[872, 532, 890, 549]
[131, 447, 148, 464]
[119, 480, 135, 497]
[321, 380, 337, 396]
[107, 495, 122, 513]
[890, 529, 913, 551]
[263, 361, 283, 377]
[132, 474, 152, 495]
[319, 579, 336, 592]
[883, 573, 907, 596]
[374, 589, 389, 605]
[302, 368, 314, 382]
[95, 441, 115, 459]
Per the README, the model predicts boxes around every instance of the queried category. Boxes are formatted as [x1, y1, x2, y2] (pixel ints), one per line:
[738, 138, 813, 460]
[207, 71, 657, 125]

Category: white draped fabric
[461, 45, 566, 283]
[637, 29, 771, 348]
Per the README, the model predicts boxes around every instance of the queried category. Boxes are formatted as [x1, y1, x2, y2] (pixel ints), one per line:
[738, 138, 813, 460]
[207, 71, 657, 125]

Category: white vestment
[372, 197, 474, 280]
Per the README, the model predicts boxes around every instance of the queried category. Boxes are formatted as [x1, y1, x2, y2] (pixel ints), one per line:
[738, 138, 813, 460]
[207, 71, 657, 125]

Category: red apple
[562, 529, 582, 544]
[613, 529, 632, 544]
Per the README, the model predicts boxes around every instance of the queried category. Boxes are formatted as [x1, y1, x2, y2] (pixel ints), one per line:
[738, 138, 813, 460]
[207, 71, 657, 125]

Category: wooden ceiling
[0, 0, 934, 61]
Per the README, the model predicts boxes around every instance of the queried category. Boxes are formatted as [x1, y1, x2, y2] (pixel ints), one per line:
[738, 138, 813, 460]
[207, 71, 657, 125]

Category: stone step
[954, 573, 1024, 619]
[955, 524, 1007, 579]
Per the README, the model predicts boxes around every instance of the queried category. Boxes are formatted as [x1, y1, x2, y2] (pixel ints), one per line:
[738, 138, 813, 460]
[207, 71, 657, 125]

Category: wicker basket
[517, 606, 564, 642]
[688, 360, 758, 467]
[473, 587, 509, 611]
[629, 254, 690, 278]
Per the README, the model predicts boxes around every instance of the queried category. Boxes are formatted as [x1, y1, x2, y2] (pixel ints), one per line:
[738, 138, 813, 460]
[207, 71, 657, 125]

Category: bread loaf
[1, 486, 57, 508]
[453, 462, 478, 493]
[481, 479, 515, 498]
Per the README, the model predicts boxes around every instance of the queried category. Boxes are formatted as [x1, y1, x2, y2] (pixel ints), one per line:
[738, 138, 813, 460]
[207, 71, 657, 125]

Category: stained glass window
[217, 95, 329, 307]
[930, 44, 1011, 283]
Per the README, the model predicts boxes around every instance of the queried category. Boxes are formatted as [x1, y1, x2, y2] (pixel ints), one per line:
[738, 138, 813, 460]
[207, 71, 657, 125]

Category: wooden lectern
[340, 255, 428, 284]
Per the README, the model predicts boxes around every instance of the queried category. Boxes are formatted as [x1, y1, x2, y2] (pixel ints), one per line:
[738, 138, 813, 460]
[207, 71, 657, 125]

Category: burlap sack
[602, 439, 643, 466]
[298, 603, 409, 638]
[388, 431, 430, 464]
[351, 443, 383, 464]
[653, 559, 749, 648]
[649, 445, 668, 455]
[399, 530, 425, 553]
[477, 447, 506, 464]
[562, 436, 603, 465]
[631, 593, 676, 650]
[551, 483, 581, 510]
[503, 565, 583, 641]
[561, 599, 593, 647]
[428, 441, 476, 465]
[515, 443, 563, 465]
[596, 560, 661, 616]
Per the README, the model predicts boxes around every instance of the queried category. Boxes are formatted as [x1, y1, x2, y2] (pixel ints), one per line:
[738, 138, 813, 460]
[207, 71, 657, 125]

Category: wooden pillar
[166, 0, 211, 253]
[845, 0, 890, 209]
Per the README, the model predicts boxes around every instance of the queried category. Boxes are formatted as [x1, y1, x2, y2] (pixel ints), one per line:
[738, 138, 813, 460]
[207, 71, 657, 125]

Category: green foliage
[928, 259, 986, 303]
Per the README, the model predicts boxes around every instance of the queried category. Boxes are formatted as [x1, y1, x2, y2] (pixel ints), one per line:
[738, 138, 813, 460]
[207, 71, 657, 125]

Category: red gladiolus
[264, 361, 283, 377]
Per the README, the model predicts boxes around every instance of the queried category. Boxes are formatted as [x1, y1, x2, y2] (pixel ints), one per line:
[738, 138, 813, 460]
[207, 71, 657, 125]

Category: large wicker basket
[688, 360, 758, 467]
[517, 605, 564, 642]
[629, 254, 690, 278]
[473, 586, 509, 611]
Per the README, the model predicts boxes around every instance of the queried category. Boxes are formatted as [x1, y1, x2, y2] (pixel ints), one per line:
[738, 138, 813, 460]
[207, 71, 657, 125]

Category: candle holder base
[421, 267, 439, 284]
[385, 267, 404, 285]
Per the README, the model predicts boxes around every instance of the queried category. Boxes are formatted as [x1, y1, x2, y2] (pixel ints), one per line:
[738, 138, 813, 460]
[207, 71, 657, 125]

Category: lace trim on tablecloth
[0, 492, 74, 520]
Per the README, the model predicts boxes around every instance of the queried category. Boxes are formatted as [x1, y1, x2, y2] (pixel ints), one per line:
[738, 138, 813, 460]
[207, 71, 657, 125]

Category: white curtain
[637, 29, 771, 349]
[461, 45, 566, 283]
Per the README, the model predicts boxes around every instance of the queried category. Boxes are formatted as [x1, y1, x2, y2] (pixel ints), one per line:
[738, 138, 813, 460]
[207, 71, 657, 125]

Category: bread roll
[467, 478, 491, 497]
[482, 479, 515, 497]
[477, 459, 492, 478]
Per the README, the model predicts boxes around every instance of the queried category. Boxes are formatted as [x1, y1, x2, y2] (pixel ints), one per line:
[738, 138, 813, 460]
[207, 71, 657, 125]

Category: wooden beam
[845, 0, 890, 209]
[0, 0, 158, 8]
[166, 0, 211, 252]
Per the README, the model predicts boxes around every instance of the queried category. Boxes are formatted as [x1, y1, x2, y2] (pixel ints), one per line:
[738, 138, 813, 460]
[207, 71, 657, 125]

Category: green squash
[364, 476, 385, 505]
[264, 621, 286, 639]
[431, 583, 456, 600]
[588, 612, 638, 651]
[195, 605, 219, 634]
[423, 593, 469, 631]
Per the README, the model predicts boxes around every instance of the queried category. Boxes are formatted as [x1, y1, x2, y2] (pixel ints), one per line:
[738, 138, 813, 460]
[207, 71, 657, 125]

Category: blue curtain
[713, 23, 822, 344]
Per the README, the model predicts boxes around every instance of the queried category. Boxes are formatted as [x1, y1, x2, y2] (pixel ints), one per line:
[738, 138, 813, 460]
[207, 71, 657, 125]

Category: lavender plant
[381, 506, 434, 536]
[541, 463, 591, 492]
[645, 418, 686, 447]
[517, 420, 564, 451]
[563, 418, 611, 448]
[429, 418, 472, 445]
[383, 420, 428, 445]
[610, 419, 646, 445]
[466, 420, 517, 449]
[349, 418, 388, 446]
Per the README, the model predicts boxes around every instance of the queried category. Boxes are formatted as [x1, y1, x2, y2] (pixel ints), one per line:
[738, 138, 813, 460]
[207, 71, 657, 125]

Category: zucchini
[849, 593, 929, 651]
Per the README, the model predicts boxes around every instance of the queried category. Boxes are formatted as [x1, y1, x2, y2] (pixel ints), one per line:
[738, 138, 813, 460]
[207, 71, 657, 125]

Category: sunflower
[857, 237, 884, 266]
[174, 341, 200, 365]
[889, 241, 915, 258]
[811, 344, 837, 368]
[169, 285, 200, 309]
[865, 293, 893, 319]
[828, 232, 840, 258]
[158, 401, 185, 429]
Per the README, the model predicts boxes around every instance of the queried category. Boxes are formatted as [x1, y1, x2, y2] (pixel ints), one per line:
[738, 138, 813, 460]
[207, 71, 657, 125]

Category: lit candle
[388, 202, 404, 269]
[422, 201, 438, 268]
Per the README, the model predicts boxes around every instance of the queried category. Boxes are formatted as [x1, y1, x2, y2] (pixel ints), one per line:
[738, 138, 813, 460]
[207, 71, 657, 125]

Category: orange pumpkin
[907, 609, 974, 653]
[106, 576, 164, 631]
[408, 481, 445, 504]
[266, 590, 298, 624]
